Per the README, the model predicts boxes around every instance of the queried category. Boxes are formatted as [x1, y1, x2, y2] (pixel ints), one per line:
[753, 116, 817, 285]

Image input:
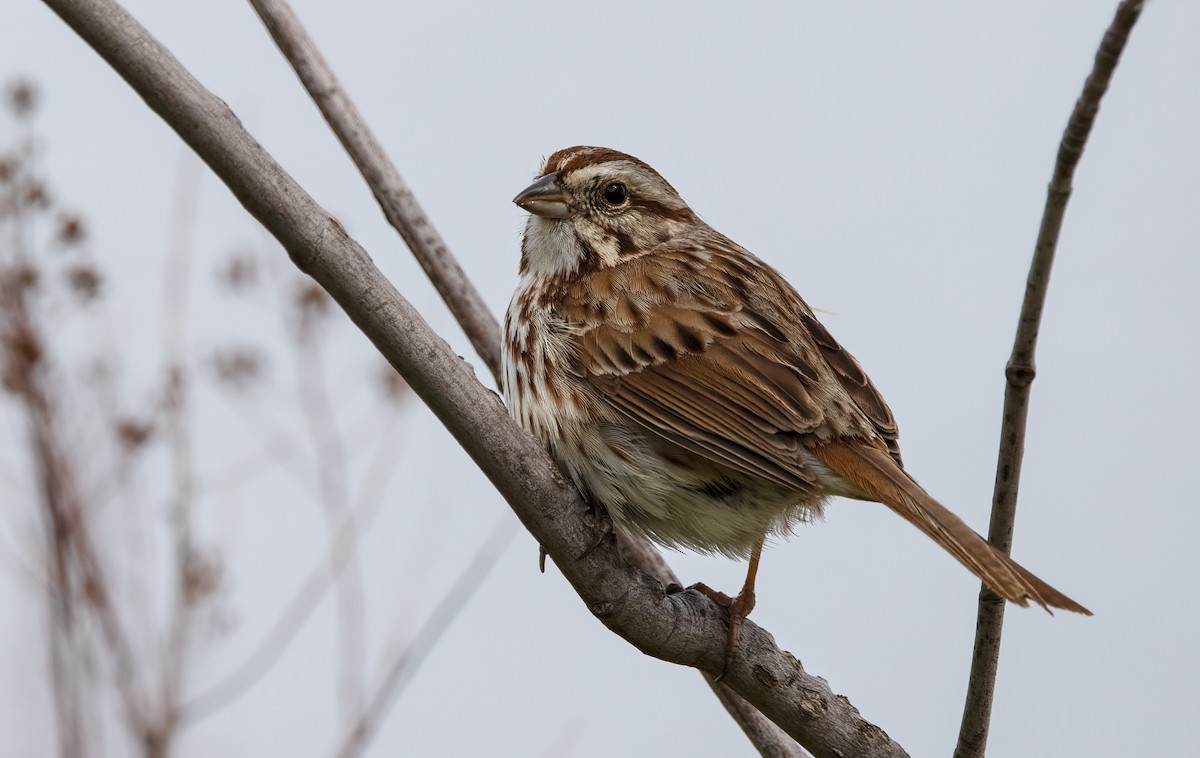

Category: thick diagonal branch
[955, 3, 1145, 757]
[40, 0, 905, 754]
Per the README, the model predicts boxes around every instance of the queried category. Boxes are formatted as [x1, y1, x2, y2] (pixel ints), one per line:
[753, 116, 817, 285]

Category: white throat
[520, 215, 587, 281]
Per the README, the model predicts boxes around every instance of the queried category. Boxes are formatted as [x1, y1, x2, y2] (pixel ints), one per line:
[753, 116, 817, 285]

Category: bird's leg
[685, 538, 764, 679]
[724, 538, 763, 670]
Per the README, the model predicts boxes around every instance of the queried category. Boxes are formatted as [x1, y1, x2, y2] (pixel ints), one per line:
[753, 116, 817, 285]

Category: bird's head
[513, 146, 697, 280]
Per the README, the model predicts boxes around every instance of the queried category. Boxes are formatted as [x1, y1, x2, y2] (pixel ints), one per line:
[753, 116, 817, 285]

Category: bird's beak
[513, 172, 571, 219]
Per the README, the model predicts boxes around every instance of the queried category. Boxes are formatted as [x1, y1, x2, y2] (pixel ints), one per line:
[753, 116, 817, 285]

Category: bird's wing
[560, 238, 899, 488]
[788, 287, 903, 465]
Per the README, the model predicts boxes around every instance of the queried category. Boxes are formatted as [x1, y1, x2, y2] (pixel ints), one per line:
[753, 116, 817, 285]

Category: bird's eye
[602, 182, 628, 206]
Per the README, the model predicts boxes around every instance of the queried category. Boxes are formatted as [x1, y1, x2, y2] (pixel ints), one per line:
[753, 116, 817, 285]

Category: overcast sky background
[2, 1, 1198, 756]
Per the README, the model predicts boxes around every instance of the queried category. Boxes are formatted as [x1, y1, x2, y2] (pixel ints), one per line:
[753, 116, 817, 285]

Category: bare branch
[246, 0, 502, 381]
[40, 0, 906, 754]
[955, 3, 1145, 757]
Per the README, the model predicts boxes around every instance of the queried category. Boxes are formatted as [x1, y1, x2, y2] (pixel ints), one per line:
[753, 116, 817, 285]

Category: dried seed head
[1, 324, 42, 395]
[6, 80, 37, 118]
[58, 214, 85, 245]
[216, 251, 259, 291]
[115, 418, 154, 451]
[65, 264, 102, 303]
[210, 346, 264, 391]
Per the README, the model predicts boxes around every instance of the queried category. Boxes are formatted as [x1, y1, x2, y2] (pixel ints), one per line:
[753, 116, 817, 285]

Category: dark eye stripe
[632, 198, 695, 224]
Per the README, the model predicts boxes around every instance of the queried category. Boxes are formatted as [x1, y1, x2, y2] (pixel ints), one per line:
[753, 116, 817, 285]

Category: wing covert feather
[563, 240, 903, 485]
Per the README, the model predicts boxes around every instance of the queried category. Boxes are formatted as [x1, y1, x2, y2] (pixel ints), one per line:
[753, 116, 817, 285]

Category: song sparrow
[503, 146, 1089, 667]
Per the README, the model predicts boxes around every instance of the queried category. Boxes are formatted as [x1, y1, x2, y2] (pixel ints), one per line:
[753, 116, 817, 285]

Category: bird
[502, 145, 1090, 669]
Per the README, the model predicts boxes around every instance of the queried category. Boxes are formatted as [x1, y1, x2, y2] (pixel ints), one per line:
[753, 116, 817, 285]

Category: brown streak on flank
[512, 359, 527, 398]
[541, 367, 563, 405]
[534, 285, 562, 309]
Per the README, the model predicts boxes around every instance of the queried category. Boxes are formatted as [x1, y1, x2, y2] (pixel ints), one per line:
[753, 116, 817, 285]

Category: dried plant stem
[42, 0, 905, 753]
[155, 148, 204, 757]
[954, 3, 1145, 757]
[295, 323, 367, 732]
[244, 1, 804, 753]
[5, 260, 145, 753]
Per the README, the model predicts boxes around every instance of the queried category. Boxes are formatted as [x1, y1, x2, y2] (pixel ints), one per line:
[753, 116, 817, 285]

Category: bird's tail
[812, 441, 1091, 615]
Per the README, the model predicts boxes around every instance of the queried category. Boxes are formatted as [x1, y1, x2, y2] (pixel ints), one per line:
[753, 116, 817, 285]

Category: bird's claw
[577, 505, 614, 561]
[687, 582, 755, 681]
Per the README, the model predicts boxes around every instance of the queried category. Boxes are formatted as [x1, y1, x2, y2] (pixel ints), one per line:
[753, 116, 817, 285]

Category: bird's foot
[720, 588, 757, 680]
[688, 581, 733, 607]
[687, 582, 756, 681]
[577, 499, 614, 561]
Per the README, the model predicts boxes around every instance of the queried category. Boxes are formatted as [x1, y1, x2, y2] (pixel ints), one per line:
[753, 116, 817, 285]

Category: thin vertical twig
[155, 148, 203, 757]
[954, 3, 1145, 757]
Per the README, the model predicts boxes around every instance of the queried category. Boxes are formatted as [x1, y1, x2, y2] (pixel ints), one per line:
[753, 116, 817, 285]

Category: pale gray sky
[2, 1, 1198, 756]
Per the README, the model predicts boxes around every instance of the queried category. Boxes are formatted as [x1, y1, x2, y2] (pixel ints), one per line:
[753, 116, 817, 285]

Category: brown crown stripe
[543, 146, 662, 179]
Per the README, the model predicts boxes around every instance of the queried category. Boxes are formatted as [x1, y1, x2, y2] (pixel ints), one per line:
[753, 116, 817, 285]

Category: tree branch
[41, 0, 905, 754]
[244, 1, 806, 754]
[954, 3, 1145, 756]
